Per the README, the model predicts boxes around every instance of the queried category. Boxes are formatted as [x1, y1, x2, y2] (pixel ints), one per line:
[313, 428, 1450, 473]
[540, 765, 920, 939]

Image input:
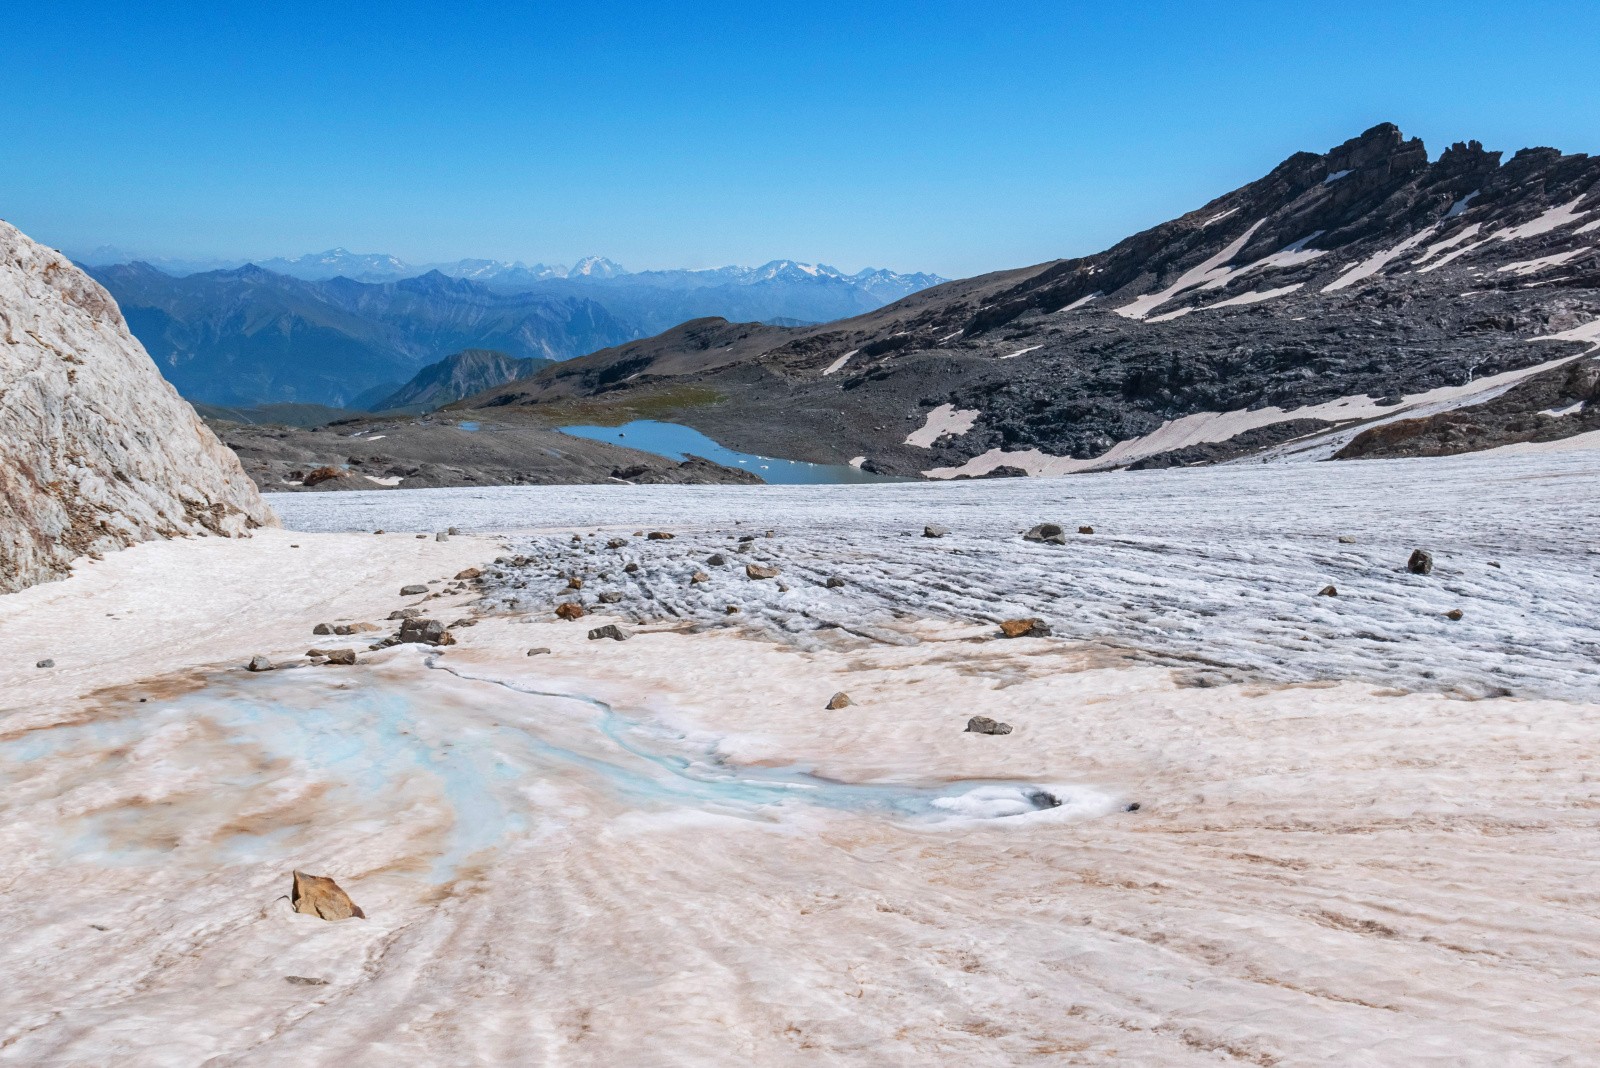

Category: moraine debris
[1407, 549, 1434, 575]
[587, 623, 631, 642]
[746, 563, 780, 580]
[999, 618, 1051, 638]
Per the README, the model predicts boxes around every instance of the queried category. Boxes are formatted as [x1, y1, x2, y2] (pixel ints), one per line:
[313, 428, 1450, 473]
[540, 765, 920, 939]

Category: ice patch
[1414, 224, 1482, 264]
[925, 353, 1585, 478]
[1541, 401, 1586, 418]
[822, 349, 859, 375]
[1445, 190, 1480, 218]
[1532, 315, 1600, 352]
[999, 345, 1043, 360]
[1202, 207, 1238, 227]
[1323, 227, 1436, 292]
[1324, 169, 1352, 184]
[1498, 247, 1592, 276]
[1058, 293, 1100, 313]
[1205, 283, 1303, 310]
[848, 456, 865, 469]
[364, 475, 403, 487]
[1493, 196, 1593, 242]
[1116, 220, 1265, 319]
[905, 404, 980, 448]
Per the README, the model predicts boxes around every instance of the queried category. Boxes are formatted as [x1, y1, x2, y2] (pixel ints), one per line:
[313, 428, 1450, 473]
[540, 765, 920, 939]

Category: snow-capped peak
[568, 256, 628, 279]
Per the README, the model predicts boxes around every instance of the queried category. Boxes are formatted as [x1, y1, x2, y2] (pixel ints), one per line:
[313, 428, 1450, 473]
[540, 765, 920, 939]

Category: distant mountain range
[86, 263, 633, 408]
[78, 250, 946, 407]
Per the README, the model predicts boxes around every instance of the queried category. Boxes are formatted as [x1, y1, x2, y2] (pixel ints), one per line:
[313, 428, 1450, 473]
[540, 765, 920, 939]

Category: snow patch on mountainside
[1116, 221, 1266, 319]
[1323, 227, 1437, 292]
[905, 404, 979, 448]
[822, 349, 858, 375]
[924, 352, 1584, 478]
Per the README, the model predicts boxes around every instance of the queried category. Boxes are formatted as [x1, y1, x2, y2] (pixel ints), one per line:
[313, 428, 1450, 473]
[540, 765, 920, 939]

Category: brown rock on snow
[1318, 585, 1338, 597]
[1408, 549, 1434, 575]
[999, 618, 1051, 638]
[454, 567, 482, 580]
[746, 563, 780, 580]
[555, 602, 586, 620]
[826, 692, 852, 710]
[290, 870, 364, 920]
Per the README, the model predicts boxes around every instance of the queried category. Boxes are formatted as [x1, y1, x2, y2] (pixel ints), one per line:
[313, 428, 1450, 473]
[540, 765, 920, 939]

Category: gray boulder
[399, 584, 428, 596]
[587, 624, 631, 642]
[965, 716, 1013, 735]
[1024, 523, 1067, 545]
[398, 617, 453, 646]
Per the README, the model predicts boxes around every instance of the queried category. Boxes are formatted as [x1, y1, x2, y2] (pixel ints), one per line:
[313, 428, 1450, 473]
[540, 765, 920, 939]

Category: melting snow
[1498, 248, 1593, 276]
[1493, 196, 1593, 242]
[926, 353, 1586, 478]
[1201, 207, 1238, 227]
[822, 349, 859, 375]
[1533, 315, 1600, 352]
[999, 345, 1043, 360]
[904, 404, 980, 448]
[1414, 224, 1482, 264]
[1116, 221, 1265, 319]
[1323, 169, 1352, 184]
[1058, 293, 1100, 313]
[1445, 190, 1480, 218]
[1205, 283, 1303, 309]
[364, 475, 403, 487]
[1323, 227, 1437, 292]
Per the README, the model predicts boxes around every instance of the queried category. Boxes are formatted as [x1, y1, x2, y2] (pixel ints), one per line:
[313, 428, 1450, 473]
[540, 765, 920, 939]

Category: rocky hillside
[373, 348, 551, 413]
[472, 125, 1599, 476]
[0, 220, 275, 594]
[86, 264, 635, 408]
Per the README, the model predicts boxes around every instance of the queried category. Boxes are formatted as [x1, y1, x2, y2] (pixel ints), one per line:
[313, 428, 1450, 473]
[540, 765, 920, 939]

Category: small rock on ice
[965, 716, 1013, 735]
[290, 871, 364, 921]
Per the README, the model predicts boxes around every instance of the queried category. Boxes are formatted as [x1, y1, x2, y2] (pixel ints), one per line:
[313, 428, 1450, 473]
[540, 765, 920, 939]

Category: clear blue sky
[2, 1, 1597, 278]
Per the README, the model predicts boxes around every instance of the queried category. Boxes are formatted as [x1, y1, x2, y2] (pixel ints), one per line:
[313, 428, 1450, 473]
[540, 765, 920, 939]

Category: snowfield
[273, 448, 1600, 703]
[2, 449, 1597, 1065]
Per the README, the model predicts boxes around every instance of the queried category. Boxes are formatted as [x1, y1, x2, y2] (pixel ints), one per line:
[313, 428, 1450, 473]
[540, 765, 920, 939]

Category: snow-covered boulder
[0, 219, 276, 594]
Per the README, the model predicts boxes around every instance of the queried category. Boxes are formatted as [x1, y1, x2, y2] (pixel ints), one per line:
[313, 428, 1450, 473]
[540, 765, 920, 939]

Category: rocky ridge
[471, 124, 1600, 475]
[0, 220, 275, 594]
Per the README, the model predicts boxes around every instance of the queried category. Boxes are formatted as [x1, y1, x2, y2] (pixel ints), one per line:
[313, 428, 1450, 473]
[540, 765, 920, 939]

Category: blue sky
[2, 1, 1597, 277]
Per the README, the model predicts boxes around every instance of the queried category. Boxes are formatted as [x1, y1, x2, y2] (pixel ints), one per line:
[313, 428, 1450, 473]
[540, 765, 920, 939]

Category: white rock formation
[0, 219, 276, 593]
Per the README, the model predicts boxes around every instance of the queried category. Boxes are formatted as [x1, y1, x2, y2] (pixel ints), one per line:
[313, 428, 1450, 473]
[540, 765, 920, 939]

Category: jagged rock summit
[0, 219, 275, 594]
